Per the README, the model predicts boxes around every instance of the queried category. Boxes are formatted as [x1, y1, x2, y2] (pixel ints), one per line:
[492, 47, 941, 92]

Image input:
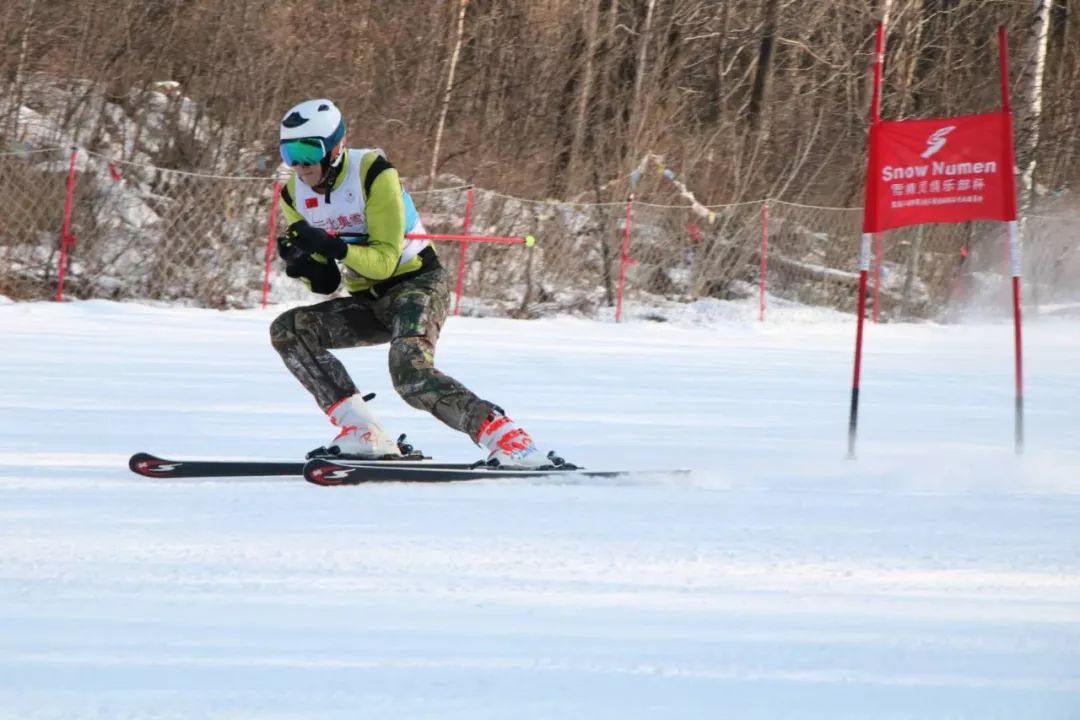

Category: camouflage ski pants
[270, 264, 496, 439]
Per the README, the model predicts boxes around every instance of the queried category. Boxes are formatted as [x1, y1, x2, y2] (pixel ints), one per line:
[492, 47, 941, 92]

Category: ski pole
[337, 231, 536, 246]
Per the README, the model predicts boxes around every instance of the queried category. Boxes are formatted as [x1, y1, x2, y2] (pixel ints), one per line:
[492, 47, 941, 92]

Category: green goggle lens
[279, 138, 327, 166]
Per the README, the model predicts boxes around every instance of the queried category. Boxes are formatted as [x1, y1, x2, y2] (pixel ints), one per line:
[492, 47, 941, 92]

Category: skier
[269, 98, 554, 468]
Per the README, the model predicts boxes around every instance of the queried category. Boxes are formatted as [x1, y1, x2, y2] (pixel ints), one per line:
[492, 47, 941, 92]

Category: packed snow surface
[1, 298, 1077, 719]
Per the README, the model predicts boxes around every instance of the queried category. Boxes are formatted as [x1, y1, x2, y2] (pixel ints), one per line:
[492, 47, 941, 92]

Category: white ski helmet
[278, 98, 346, 169]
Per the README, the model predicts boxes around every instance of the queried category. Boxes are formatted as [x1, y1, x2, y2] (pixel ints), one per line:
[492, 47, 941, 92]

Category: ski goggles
[279, 137, 328, 167]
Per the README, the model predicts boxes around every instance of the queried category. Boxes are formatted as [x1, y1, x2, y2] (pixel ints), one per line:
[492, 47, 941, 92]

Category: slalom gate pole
[849, 20, 886, 459]
[873, 233, 882, 323]
[998, 26, 1024, 455]
[1008, 221, 1024, 454]
[849, 233, 872, 459]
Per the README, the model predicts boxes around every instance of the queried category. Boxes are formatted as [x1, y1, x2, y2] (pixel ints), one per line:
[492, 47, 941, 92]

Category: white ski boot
[475, 408, 554, 469]
[322, 394, 401, 459]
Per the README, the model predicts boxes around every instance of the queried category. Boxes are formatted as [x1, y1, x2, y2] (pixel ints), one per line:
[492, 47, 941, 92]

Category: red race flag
[865, 111, 1015, 233]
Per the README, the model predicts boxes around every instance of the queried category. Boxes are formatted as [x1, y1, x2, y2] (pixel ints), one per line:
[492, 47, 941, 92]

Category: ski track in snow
[0, 299, 1078, 719]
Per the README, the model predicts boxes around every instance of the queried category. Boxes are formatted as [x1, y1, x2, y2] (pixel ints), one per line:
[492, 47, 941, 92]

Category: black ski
[131, 453, 689, 484]
[304, 457, 648, 486]
[129, 453, 303, 478]
[129, 452, 439, 479]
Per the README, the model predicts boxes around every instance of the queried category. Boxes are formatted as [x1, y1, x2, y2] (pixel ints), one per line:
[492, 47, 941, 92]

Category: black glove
[277, 234, 341, 294]
[285, 220, 348, 260]
[284, 254, 342, 295]
[276, 234, 306, 265]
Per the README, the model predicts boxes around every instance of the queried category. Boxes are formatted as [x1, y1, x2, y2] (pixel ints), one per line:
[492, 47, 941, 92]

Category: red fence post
[261, 180, 282, 309]
[55, 148, 79, 302]
[615, 193, 635, 323]
[760, 200, 769, 322]
[453, 186, 474, 316]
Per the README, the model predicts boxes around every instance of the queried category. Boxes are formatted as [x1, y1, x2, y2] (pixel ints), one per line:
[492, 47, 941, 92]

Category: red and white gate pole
[998, 26, 1024, 454]
[872, 232, 883, 323]
[848, 21, 886, 459]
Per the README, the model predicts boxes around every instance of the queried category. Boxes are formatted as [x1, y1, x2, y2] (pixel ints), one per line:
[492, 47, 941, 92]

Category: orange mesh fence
[412, 185, 631, 317]
[3, 146, 1074, 319]
[78, 152, 274, 307]
[0, 147, 275, 307]
[949, 212, 1080, 319]
[0, 148, 70, 300]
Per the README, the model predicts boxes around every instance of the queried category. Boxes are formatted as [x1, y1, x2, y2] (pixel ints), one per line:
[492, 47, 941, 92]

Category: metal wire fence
[2, 146, 1076, 320]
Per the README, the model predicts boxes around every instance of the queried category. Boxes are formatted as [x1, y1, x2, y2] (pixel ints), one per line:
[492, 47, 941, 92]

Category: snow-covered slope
[0, 299, 1077, 719]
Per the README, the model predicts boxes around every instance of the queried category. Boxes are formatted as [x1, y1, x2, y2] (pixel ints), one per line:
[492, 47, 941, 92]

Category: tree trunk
[897, 0, 925, 118]
[1014, 0, 1052, 313]
[9, 0, 38, 138]
[909, 0, 945, 116]
[428, 0, 470, 187]
[747, 0, 781, 136]
[710, 1, 731, 123]
[595, 0, 625, 176]
[569, 0, 602, 181]
[630, 0, 657, 152]
[1015, 0, 1052, 212]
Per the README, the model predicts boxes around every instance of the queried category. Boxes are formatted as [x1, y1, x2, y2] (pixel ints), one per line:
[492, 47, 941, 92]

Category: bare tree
[1, 0, 1077, 208]
[747, 0, 780, 135]
[569, 0, 602, 182]
[630, 0, 658, 153]
[1015, 0, 1052, 211]
[7, 0, 38, 138]
[429, 0, 470, 186]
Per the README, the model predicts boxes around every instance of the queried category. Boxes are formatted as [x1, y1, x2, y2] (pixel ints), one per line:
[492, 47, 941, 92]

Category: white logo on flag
[920, 126, 956, 159]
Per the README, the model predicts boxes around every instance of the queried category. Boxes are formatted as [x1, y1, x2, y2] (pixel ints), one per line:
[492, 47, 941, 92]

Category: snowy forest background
[1, 0, 1078, 317]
